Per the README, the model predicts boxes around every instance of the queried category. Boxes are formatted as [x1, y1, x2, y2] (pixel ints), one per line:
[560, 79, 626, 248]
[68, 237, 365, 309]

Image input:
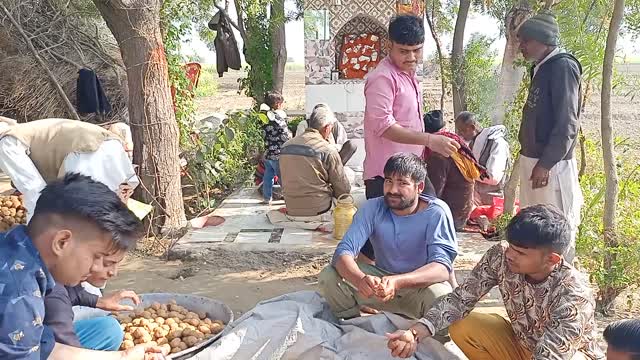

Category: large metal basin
[73, 293, 233, 359]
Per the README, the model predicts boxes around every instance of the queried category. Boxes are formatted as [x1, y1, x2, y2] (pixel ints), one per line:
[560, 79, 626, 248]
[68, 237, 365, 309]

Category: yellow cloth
[450, 151, 481, 182]
[450, 312, 589, 360]
[127, 198, 153, 220]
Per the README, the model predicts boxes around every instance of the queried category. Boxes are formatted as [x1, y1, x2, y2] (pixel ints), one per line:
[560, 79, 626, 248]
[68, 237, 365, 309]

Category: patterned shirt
[420, 243, 604, 360]
[262, 111, 291, 161]
[0, 225, 56, 360]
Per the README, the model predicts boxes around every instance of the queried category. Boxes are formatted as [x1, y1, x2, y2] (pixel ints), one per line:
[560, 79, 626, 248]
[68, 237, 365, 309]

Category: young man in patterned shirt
[386, 204, 604, 360]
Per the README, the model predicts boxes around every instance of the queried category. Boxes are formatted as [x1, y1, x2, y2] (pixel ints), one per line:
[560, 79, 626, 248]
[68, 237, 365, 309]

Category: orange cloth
[450, 151, 482, 182]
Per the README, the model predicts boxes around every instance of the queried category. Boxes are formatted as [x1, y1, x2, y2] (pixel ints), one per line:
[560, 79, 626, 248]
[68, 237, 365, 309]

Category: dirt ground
[108, 248, 331, 317]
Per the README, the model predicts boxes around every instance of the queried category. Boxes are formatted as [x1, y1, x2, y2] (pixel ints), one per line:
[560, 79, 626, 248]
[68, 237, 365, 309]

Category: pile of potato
[0, 195, 26, 232]
[113, 300, 225, 354]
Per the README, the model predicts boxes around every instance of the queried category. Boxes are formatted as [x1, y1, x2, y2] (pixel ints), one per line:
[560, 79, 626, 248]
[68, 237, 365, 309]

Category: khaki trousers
[318, 263, 452, 319]
[450, 312, 588, 360]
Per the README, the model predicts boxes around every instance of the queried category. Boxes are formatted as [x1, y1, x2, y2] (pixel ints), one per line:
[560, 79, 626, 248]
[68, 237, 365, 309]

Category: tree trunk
[270, 0, 287, 94]
[93, 0, 187, 233]
[598, 0, 624, 311]
[425, 8, 446, 110]
[451, 0, 471, 117]
[492, 0, 531, 125]
[503, 154, 520, 216]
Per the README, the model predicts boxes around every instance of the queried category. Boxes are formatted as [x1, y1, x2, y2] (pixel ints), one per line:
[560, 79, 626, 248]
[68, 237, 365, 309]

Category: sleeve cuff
[372, 115, 396, 137]
[416, 318, 437, 338]
[537, 156, 560, 170]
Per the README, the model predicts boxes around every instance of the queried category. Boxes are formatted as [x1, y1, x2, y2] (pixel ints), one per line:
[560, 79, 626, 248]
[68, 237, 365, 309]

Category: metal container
[73, 293, 234, 359]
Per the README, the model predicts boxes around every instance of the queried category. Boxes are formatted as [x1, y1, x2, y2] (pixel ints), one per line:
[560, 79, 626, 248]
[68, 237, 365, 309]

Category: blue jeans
[262, 159, 281, 201]
[74, 316, 124, 351]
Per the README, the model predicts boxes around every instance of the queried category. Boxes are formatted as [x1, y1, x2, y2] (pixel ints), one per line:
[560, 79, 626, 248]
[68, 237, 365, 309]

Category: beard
[383, 193, 417, 210]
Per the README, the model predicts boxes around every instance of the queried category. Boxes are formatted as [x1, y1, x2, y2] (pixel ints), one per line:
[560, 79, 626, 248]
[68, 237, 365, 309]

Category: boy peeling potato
[0, 173, 167, 360]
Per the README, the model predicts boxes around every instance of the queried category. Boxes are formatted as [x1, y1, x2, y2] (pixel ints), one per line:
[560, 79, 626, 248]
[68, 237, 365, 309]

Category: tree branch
[215, 2, 247, 43]
[0, 3, 80, 120]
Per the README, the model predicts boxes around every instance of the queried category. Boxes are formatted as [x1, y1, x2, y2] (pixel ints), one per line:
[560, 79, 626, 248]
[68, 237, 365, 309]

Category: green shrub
[576, 138, 640, 313]
[463, 34, 498, 125]
[195, 65, 218, 98]
[182, 110, 264, 211]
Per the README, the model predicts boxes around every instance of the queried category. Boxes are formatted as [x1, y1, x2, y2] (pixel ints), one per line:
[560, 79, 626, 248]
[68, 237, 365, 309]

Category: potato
[151, 302, 161, 311]
[168, 330, 183, 340]
[198, 325, 211, 335]
[160, 304, 168, 312]
[197, 311, 207, 320]
[170, 346, 181, 354]
[203, 318, 212, 326]
[186, 311, 198, 319]
[122, 340, 135, 350]
[154, 317, 165, 325]
[156, 337, 169, 346]
[183, 336, 198, 347]
[213, 320, 224, 326]
[187, 318, 200, 327]
[181, 329, 193, 337]
[178, 342, 188, 351]
[160, 343, 172, 354]
[169, 338, 182, 348]
[134, 309, 144, 317]
[193, 331, 205, 339]
[124, 332, 134, 341]
[147, 340, 158, 347]
[165, 318, 176, 326]
[167, 311, 180, 318]
[210, 323, 224, 334]
[169, 299, 177, 305]
[141, 311, 152, 319]
[141, 334, 153, 343]
[122, 316, 132, 324]
[133, 337, 145, 345]
[154, 327, 168, 339]
[169, 323, 179, 331]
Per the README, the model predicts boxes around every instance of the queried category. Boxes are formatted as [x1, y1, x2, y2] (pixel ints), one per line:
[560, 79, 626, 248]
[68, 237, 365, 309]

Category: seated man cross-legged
[279, 104, 351, 218]
[318, 153, 457, 320]
[386, 204, 604, 360]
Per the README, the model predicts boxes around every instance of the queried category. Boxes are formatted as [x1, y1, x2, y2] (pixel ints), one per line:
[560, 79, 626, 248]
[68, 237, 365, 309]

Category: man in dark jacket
[517, 11, 583, 262]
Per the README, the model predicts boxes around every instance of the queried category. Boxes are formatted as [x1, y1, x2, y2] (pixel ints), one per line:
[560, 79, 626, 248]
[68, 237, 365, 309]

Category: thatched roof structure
[0, 0, 129, 123]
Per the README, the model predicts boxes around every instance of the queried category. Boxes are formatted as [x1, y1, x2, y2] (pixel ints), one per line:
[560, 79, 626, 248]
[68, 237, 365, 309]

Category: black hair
[455, 111, 478, 126]
[604, 319, 640, 359]
[29, 173, 143, 251]
[424, 110, 445, 134]
[388, 15, 425, 46]
[264, 91, 284, 109]
[383, 153, 428, 184]
[505, 205, 571, 254]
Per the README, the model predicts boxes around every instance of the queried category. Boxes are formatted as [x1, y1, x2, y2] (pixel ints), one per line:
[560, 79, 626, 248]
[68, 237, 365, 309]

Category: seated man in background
[386, 205, 604, 360]
[279, 104, 351, 218]
[319, 153, 456, 320]
[455, 111, 510, 206]
[45, 250, 140, 351]
[0, 118, 138, 221]
[296, 104, 358, 165]
[603, 319, 640, 360]
[423, 111, 486, 231]
[0, 173, 165, 360]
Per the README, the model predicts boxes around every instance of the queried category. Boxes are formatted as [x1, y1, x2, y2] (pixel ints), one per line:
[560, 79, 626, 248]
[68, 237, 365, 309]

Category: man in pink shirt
[361, 15, 459, 260]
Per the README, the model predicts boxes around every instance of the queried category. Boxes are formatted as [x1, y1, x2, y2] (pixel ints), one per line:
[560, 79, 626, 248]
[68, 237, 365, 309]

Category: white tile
[279, 228, 314, 245]
[235, 231, 272, 244]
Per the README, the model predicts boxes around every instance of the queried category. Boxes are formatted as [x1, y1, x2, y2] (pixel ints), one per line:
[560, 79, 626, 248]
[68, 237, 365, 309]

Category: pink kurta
[363, 57, 424, 180]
